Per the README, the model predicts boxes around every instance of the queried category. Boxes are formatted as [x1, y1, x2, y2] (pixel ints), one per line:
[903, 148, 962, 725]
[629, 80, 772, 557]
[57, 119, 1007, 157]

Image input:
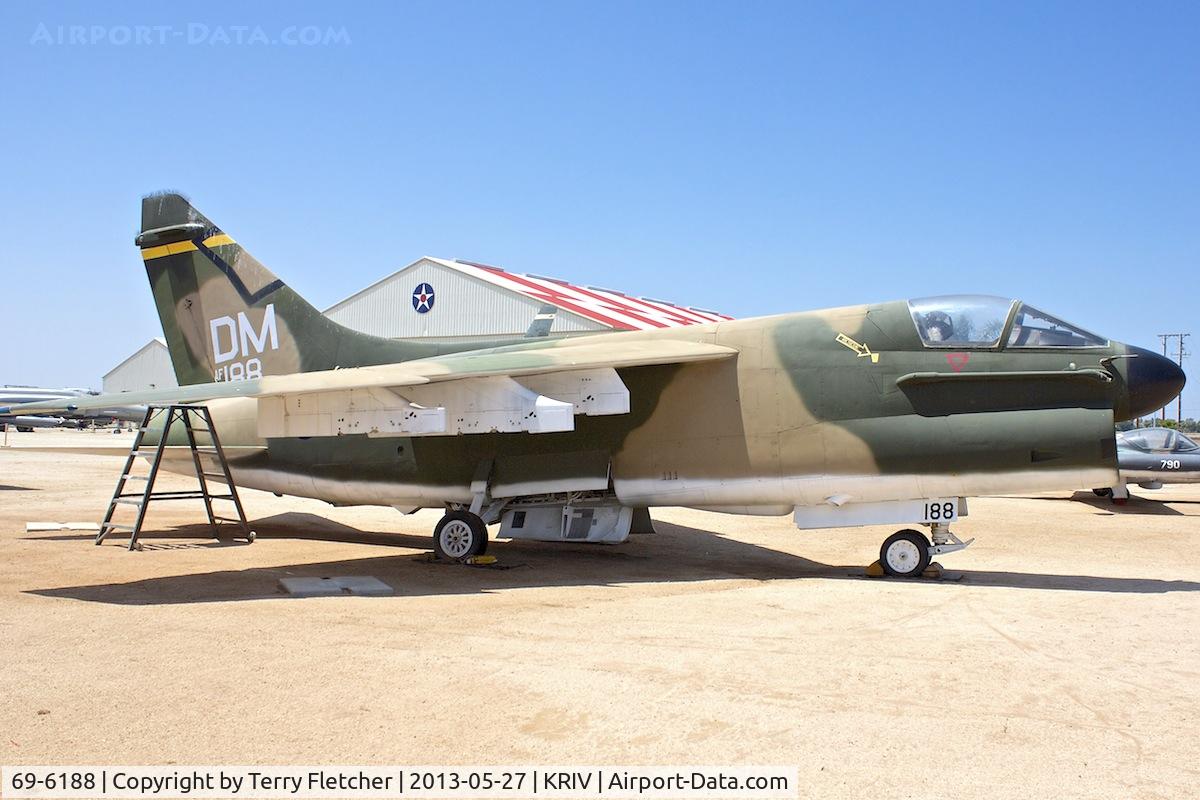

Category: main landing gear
[878, 523, 974, 578]
[433, 510, 489, 561]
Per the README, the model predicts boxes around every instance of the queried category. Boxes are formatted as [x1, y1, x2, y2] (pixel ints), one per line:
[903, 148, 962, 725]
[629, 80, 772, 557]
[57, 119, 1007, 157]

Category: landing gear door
[490, 450, 611, 498]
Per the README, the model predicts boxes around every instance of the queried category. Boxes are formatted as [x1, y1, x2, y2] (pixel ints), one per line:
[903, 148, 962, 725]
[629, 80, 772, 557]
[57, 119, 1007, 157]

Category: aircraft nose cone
[1125, 346, 1186, 419]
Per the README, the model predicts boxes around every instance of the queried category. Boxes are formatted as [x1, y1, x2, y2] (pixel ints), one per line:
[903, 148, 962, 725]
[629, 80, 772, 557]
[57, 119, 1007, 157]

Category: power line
[1157, 333, 1190, 426]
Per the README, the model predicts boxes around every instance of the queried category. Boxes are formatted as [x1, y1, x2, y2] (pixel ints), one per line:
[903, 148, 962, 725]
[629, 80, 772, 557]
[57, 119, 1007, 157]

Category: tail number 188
[922, 500, 957, 522]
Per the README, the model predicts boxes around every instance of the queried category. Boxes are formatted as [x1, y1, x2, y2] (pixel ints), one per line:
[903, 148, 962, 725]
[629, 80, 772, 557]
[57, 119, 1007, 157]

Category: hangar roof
[327, 257, 732, 331]
[102, 338, 168, 380]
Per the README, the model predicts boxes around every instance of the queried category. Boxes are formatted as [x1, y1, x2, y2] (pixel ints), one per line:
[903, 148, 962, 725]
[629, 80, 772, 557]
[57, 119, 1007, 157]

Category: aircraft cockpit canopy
[909, 295, 1013, 347]
[908, 295, 1108, 349]
[1120, 428, 1198, 453]
[1006, 303, 1107, 348]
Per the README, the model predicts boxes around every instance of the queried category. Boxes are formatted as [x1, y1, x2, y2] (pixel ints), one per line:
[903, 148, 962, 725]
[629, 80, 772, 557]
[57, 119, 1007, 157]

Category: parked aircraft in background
[1, 387, 86, 431]
[5, 193, 1186, 576]
[1094, 427, 1200, 502]
[0, 386, 144, 431]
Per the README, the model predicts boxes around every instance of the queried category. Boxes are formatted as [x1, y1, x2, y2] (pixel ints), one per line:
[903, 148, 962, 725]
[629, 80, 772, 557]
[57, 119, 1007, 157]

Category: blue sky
[1, 1, 1196, 416]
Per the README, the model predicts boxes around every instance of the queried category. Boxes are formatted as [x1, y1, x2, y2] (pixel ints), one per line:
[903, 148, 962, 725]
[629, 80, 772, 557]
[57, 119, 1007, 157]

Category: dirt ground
[1, 429, 1197, 800]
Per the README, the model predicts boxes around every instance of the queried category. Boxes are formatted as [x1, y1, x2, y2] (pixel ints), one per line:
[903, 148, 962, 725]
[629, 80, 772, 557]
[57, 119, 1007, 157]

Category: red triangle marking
[946, 352, 970, 372]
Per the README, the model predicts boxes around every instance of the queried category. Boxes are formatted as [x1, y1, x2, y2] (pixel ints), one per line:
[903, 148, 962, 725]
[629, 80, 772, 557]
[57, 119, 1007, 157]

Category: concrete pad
[26, 522, 100, 532]
[279, 578, 344, 597]
[279, 576, 394, 597]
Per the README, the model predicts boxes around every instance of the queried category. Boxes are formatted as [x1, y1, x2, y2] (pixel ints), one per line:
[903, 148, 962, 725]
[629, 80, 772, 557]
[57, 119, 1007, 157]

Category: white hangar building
[102, 258, 730, 387]
[102, 339, 179, 394]
[324, 257, 731, 342]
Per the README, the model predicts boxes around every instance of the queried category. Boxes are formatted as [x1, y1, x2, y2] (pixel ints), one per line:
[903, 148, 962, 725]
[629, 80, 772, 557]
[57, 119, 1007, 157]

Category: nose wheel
[879, 522, 974, 578]
[880, 529, 931, 578]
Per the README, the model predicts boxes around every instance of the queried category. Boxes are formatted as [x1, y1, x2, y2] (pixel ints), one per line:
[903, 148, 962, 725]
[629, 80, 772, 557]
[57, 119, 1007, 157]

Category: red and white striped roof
[435, 258, 733, 330]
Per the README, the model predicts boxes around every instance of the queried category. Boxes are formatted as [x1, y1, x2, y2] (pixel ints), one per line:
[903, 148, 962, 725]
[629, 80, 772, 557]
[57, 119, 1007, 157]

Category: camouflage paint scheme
[8, 194, 1186, 521]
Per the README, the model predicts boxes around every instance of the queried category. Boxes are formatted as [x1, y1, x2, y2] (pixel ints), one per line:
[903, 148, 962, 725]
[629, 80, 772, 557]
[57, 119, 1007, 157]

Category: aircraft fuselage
[151, 300, 1176, 514]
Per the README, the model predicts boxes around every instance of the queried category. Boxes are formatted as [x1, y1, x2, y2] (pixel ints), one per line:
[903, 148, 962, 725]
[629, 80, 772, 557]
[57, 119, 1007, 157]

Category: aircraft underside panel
[151, 442, 1118, 514]
[613, 466, 1117, 509]
[791, 496, 966, 529]
[1119, 468, 1200, 485]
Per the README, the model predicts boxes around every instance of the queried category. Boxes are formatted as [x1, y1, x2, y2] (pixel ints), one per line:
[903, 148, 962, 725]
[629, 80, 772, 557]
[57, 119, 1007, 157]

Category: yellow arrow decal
[835, 333, 880, 363]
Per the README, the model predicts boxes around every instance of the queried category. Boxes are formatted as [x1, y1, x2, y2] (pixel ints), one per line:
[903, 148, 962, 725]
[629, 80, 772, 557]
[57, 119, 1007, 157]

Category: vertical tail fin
[524, 303, 558, 338]
[139, 193, 438, 385]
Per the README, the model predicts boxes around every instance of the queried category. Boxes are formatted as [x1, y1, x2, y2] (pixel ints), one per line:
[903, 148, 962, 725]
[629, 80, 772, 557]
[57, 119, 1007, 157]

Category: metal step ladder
[98, 404, 256, 551]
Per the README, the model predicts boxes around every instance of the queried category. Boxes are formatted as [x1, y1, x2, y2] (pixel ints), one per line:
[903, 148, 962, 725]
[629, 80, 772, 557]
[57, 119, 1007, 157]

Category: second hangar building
[105, 257, 730, 391]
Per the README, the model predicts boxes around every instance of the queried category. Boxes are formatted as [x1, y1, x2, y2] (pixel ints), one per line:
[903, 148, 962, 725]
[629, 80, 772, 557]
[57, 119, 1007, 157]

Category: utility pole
[1157, 333, 1190, 426]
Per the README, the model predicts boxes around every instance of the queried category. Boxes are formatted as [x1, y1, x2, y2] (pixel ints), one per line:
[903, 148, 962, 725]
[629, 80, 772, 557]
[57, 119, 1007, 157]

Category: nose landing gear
[880, 529, 930, 578]
[878, 522, 974, 578]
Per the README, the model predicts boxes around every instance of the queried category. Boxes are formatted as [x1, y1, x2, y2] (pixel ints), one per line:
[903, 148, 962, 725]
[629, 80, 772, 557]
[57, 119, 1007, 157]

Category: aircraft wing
[2, 339, 736, 438]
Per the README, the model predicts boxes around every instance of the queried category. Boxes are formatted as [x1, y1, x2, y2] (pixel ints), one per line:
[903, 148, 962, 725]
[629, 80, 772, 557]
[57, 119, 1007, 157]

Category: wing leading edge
[4, 339, 736, 438]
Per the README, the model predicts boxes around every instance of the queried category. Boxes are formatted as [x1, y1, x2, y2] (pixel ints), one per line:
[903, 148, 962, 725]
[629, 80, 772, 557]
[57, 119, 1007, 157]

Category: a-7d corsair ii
[7, 194, 1185, 577]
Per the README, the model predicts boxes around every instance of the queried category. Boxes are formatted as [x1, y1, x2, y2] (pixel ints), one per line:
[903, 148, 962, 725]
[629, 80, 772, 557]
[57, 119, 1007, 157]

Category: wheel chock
[466, 555, 497, 566]
[865, 560, 950, 579]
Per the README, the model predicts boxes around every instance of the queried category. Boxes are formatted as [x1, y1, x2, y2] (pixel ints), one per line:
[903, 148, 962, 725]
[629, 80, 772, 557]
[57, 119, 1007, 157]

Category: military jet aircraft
[1093, 427, 1200, 502]
[5, 193, 1186, 577]
[1, 387, 86, 430]
[0, 386, 145, 431]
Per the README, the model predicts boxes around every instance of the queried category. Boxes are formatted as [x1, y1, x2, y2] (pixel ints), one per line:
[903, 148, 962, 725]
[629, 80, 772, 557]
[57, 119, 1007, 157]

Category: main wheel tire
[880, 529, 931, 578]
[1093, 488, 1113, 497]
[434, 511, 488, 561]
